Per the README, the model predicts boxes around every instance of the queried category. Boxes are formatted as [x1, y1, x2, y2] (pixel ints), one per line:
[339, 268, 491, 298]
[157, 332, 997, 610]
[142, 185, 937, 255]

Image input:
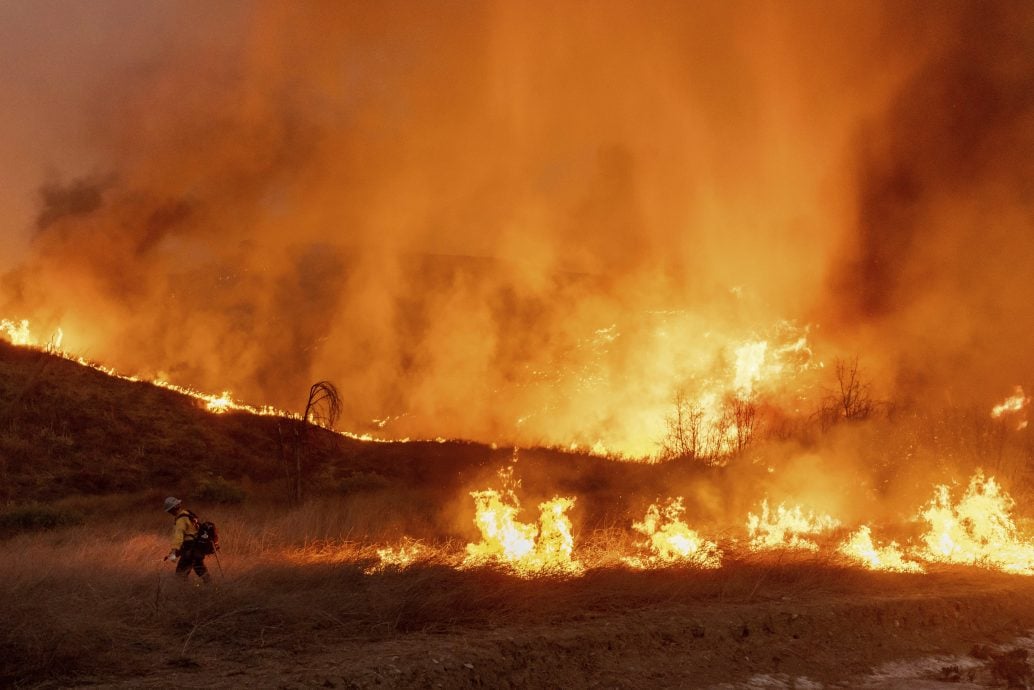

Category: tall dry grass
[0, 496, 960, 687]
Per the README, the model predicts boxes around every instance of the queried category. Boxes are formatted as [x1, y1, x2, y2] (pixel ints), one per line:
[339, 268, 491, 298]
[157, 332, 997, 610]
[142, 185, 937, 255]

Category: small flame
[203, 391, 234, 414]
[624, 498, 722, 569]
[369, 540, 426, 573]
[992, 386, 1029, 417]
[0, 318, 62, 349]
[747, 500, 839, 552]
[991, 386, 1029, 430]
[733, 341, 768, 399]
[0, 318, 34, 346]
[838, 525, 923, 573]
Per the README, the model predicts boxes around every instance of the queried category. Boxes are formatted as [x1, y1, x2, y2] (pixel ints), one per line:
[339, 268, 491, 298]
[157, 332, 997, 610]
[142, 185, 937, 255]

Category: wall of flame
[1, 1, 1033, 458]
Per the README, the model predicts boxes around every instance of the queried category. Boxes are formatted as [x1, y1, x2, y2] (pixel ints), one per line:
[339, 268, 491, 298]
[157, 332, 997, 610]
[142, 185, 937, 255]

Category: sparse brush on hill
[194, 475, 246, 504]
[0, 502, 83, 536]
[0, 340, 754, 527]
[0, 340, 500, 505]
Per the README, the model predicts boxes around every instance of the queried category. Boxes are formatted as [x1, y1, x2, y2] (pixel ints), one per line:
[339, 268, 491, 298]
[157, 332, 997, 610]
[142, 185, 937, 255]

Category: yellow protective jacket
[171, 509, 198, 549]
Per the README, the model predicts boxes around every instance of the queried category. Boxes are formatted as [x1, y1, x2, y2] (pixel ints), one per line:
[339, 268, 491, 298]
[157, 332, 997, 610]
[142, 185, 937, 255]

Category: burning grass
[7, 511, 1034, 688]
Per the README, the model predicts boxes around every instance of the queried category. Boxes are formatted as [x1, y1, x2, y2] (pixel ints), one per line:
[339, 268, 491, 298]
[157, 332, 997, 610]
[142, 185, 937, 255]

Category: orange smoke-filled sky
[1, 1, 1032, 453]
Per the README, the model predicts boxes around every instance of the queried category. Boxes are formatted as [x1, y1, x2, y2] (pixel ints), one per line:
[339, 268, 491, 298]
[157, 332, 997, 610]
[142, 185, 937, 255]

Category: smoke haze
[2, 1, 1033, 455]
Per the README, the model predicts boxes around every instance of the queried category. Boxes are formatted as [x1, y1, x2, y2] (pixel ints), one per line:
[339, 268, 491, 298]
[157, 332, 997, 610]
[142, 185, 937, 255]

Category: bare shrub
[195, 475, 246, 504]
[304, 380, 343, 429]
[661, 390, 704, 461]
[338, 471, 391, 494]
[280, 381, 343, 504]
[662, 391, 761, 462]
[0, 502, 83, 536]
[729, 396, 759, 455]
[819, 356, 875, 429]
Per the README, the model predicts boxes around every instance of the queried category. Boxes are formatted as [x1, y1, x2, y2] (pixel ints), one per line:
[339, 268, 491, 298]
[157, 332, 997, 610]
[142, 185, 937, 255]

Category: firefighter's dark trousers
[175, 542, 211, 583]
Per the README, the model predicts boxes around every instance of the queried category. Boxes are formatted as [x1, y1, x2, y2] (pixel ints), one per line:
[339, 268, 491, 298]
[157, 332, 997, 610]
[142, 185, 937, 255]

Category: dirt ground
[61, 569, 1034, 689]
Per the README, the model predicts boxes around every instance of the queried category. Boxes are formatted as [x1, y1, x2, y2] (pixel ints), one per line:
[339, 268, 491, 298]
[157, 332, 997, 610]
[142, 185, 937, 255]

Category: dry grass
[0, 497, 990, 688]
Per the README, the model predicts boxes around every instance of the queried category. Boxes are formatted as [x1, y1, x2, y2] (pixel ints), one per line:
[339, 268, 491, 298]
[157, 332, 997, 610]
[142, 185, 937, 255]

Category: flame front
[747, 500, 840, 552]
[0, 319, 62, 350]
[839, 526, 923, 573]
[916, 472, 1034, 574]
[203, 391, 235, 414]
[2, 315, 821, 459]
[0, 319, 34, 346]
[464, 489, 581, 576]
[11, 317, 1034, 578]
[0, 318, 406, 444]
[624, 498, 722, 569]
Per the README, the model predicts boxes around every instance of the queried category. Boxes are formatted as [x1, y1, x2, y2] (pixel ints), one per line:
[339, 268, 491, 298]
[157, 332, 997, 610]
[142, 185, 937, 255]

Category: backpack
[185, 511, 220, 555]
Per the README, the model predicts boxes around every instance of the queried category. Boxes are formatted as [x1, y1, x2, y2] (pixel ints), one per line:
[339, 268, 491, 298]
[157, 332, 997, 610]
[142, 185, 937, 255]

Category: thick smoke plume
[2, 1, 1033, 456]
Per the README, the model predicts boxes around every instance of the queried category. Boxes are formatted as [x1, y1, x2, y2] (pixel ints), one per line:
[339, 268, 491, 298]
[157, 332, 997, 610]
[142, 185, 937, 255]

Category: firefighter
[163, 496, 211, 583]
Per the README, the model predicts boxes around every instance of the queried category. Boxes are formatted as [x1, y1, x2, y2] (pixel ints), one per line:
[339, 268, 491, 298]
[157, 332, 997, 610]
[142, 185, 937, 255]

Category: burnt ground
[52, 566, 1034, 689]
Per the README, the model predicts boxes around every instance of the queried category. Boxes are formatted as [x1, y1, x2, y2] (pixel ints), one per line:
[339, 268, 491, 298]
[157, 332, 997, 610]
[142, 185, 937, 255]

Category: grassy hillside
[0, 340, 739, 526]
[0, 340, 501, 503]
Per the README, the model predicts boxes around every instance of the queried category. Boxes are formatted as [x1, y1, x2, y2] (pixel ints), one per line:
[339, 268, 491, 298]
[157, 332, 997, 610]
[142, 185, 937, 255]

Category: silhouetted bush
[338, 471, 391, 494]
[0, 503, 83, 535]
[195, 475, 246, 504]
